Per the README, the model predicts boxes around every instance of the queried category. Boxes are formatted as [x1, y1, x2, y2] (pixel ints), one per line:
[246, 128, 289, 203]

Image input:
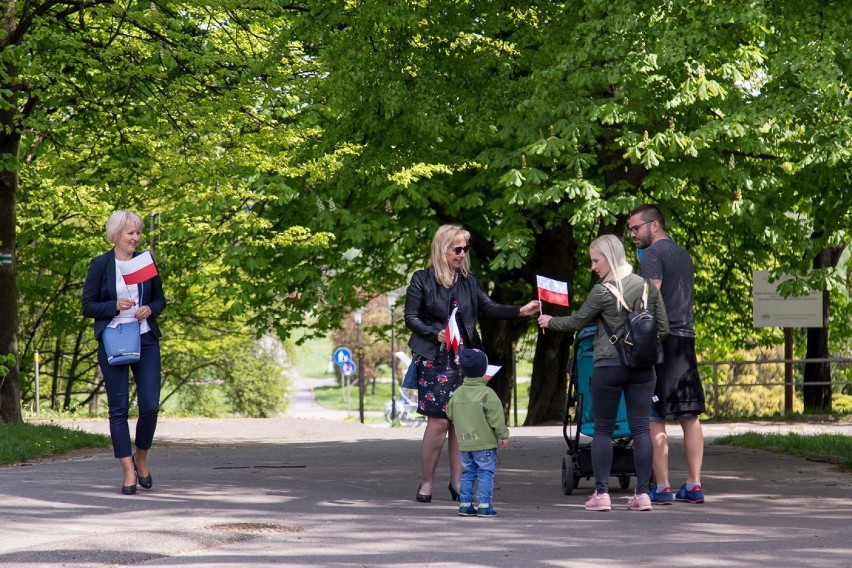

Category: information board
[752, 270, 823, 328]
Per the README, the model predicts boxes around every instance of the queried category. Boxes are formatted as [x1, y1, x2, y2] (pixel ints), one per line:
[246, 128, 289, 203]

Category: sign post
[341, 361, 356, 417]
[332, 347, 353, 367]
[333, 347, 355, 415]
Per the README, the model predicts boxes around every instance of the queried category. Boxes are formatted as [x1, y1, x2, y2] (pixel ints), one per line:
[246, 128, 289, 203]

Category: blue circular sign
[333, 347, 353, 366]
[341, 361, 356, 376]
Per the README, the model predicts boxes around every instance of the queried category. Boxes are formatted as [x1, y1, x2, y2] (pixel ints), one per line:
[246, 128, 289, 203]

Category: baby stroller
[561, 324, 635, 495]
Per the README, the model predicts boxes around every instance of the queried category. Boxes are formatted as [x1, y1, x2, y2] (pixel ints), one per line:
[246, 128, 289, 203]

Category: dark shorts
[416, 347, 462, 419]
[652, 334, 705, 419]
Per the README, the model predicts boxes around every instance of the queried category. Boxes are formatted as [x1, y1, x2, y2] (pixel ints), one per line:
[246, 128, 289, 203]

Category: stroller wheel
[561, 454, 576, 495]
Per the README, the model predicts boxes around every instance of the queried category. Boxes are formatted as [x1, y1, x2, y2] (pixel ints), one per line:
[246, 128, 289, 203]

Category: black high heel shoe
[416, 483, 432, 503]
[133, 455, 153, 490]
[121, 483, 137, 495]
[448, 482, 460, 502]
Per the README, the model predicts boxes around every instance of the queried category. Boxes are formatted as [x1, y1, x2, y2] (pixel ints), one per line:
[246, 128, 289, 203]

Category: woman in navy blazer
[82, 211, 166, 495]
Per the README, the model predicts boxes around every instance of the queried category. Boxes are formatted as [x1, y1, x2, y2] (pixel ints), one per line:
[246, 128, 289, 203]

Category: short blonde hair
[428, 224, 470, 288]
[105, 211, 144, 245]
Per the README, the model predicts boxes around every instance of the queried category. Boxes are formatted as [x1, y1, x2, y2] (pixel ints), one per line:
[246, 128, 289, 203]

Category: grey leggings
[590, 365, 656, 494]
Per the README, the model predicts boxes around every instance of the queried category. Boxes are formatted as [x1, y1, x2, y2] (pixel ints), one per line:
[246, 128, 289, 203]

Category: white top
[108, 259, 151, 334]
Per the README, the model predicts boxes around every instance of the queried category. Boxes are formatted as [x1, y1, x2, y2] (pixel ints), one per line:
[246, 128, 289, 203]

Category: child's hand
[499, 438, 509, 449]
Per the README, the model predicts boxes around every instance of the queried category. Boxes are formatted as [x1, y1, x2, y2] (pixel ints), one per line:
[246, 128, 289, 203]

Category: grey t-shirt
[637, 238, 695, 337]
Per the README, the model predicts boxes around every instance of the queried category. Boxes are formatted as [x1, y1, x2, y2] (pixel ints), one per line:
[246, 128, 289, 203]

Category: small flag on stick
[120, 251, 159, 285]
[483, 365, 502, 381]
[536, 275, 570, 306]
[445, 306, 463, 352]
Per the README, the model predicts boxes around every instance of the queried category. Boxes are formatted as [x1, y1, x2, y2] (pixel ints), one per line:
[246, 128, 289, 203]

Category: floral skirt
[416, 347, 462, 419]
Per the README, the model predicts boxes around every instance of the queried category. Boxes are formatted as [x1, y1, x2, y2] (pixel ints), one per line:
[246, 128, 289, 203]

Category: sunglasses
[450, 245, 470, 255]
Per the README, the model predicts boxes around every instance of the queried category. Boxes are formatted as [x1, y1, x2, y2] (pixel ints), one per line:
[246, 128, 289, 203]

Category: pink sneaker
[585, 491, 612, 511]
[627, 492, 653, 511]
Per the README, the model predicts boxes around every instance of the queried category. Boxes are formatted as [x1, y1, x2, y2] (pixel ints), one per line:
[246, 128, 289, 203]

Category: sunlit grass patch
[715, 432, 852, 470]
[1, 423, 110, 466]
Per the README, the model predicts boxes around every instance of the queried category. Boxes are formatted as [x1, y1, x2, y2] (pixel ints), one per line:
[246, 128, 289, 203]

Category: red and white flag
[445, 306, 463, 352]
[536, 275, 569, 306]
[483, 364, 502, 381]
[120, 251, 159, 285]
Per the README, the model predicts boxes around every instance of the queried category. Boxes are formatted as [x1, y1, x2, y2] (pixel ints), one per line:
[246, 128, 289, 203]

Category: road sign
[333, 347, 353, 366]
[341, 361, 356, 376]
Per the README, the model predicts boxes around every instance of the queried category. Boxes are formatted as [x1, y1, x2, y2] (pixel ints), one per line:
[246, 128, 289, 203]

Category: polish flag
[483, 365, 502, 381]
[536, 275, 570, 306]
[120, 251, 159, 285]
[445, 306, 463, 352]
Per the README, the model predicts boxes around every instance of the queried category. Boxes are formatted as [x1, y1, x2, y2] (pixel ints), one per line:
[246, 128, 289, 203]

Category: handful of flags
[445, 306, 463, 351]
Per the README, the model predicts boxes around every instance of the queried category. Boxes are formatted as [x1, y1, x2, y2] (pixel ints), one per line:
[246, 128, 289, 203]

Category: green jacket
[547, 273, 669, 362]
[446, 377, 509, 451]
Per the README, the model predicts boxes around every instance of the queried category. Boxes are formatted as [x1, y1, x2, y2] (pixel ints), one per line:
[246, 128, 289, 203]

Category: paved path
[2, 383, 852, 567]
[284, 377, 354, 421]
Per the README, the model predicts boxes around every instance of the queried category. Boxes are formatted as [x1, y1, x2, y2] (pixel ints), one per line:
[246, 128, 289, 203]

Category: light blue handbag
[102, 321, 141, 366]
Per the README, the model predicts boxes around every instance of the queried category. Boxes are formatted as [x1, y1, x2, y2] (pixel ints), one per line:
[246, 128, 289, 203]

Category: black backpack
[600, 280, 663, 369]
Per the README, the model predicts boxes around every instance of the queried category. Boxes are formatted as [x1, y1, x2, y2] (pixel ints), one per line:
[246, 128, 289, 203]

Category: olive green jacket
[547, 273, 669, 362]
[446, 377, 509, 451]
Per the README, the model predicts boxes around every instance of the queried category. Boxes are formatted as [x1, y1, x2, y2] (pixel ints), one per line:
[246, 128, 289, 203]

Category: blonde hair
[105, 211, 144, 245]
[428, 224, 470, 288]
[590, 234, 629, 300]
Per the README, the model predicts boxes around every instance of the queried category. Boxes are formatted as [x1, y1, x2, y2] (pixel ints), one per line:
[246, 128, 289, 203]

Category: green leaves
[6, 0, 852, 421]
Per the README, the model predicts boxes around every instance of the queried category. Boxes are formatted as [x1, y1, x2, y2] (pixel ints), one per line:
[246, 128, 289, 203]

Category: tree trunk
[803, 245, 844, 412]
[479, 316, 526, 420]
[524, 221, 577, 425]
[51, 335, 62, 410]
[0, 7, 23, 423]
[0, 131, 20, 424]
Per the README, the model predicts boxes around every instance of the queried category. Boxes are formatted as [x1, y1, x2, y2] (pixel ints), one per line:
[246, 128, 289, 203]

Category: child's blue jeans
[459, 448, 497, 505]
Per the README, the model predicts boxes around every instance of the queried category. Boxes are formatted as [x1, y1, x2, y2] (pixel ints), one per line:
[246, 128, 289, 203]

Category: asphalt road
[2, 380, 852, 568]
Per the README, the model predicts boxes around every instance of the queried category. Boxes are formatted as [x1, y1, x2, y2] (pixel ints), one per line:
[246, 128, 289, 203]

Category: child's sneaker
[627, 492, 653, 511]
[584, 491, 611, 511]
[675, 483, 705, 504]
[649, 485, 674, 505]
[477, 504, 497, 517]
[458, 503, 477, 516]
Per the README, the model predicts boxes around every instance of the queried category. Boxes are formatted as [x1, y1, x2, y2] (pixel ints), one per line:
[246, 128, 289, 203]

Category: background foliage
[1, 1, 850, 423]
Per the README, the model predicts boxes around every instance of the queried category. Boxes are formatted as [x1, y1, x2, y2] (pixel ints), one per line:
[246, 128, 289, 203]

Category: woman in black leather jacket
[404, 224, 539, 503]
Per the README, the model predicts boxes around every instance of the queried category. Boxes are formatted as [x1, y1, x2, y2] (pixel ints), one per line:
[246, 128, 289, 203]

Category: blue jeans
[98, 331, 161, 458]
[459, 449, 497, 505]
[590, 365, 656, 495]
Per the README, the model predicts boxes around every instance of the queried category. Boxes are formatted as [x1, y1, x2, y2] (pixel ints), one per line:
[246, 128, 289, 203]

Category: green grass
[0, 423, 111, 466]
[313, 381, 396, 412]
[715, 432, 852, 470]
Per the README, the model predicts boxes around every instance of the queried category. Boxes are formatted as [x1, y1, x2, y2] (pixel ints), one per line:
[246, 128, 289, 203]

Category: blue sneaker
[675, 483, 705, 504]
[649, 485, 674, 505]
[477, 504, 497, 517]
[458, 503, 477, 516]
